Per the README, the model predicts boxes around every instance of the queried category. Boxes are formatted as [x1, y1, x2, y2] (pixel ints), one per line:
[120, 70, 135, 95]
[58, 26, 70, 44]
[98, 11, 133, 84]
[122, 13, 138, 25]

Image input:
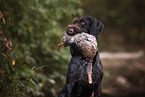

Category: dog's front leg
[66, 80, 76, 97]
[66, 84, 72, 97]
[94, 82, 102, 97]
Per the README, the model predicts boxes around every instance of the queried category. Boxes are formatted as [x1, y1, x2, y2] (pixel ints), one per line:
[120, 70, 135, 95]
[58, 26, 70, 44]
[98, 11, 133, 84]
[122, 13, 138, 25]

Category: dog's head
[57, 15, 104, 51]
[66, 15, 104, 38]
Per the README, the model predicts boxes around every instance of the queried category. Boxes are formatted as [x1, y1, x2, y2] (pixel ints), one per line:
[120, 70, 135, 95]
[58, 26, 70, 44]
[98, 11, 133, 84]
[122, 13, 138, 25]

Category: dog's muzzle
[66, 24, 83, 35]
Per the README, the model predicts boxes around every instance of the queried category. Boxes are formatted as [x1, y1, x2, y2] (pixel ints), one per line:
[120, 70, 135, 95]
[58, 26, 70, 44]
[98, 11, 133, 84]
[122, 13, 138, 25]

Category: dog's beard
[66, 25, 88, 35]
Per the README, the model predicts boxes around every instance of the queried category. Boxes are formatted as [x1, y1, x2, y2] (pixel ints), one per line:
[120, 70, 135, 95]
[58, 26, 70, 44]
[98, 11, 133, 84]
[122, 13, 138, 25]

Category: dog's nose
[67, 28, 74, 34]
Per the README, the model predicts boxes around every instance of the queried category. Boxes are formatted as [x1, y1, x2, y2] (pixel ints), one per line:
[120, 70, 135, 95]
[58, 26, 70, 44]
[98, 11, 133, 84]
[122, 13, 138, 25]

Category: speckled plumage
[63, 32, 97, 60]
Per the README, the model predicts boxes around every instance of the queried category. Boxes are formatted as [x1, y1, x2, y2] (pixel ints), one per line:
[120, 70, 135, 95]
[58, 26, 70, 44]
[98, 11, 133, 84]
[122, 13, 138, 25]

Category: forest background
[0, 0, 145, 97]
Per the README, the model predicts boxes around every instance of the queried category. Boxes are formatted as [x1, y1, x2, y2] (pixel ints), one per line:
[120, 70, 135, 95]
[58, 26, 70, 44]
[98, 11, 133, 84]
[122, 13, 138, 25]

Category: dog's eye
[80, 20, 85, 25]
[80, 21, 85, 25]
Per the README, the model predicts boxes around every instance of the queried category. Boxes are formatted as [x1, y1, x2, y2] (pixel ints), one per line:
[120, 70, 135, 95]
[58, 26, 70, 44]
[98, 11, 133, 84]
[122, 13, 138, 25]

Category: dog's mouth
[57, 24, 88, 51]
[66, 25, 87, 35]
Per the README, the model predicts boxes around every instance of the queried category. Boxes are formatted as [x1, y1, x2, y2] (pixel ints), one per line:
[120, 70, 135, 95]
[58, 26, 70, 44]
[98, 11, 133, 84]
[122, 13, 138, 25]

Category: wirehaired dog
[57, 15, 104, 97]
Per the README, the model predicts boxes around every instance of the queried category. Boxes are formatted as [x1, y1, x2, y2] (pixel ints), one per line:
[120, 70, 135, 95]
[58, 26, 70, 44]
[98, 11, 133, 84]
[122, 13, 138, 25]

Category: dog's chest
[69, 58, 92, 83]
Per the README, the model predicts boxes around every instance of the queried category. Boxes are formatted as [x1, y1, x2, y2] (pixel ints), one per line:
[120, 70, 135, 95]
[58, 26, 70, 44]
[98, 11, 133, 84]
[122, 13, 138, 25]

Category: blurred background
[0, 0, 145, 97]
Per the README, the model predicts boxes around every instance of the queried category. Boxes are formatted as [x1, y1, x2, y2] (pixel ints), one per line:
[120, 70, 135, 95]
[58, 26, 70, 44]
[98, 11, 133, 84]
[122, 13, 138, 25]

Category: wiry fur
[57, 15, 104, 97]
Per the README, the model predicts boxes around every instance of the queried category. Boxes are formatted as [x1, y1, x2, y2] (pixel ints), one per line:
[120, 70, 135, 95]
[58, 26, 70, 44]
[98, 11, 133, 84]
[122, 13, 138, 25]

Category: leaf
[29, 78, 36, 86]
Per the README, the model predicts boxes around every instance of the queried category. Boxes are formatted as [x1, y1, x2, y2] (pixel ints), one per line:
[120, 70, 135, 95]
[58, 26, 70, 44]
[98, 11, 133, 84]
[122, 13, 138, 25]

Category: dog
[57, 15, 104, 97]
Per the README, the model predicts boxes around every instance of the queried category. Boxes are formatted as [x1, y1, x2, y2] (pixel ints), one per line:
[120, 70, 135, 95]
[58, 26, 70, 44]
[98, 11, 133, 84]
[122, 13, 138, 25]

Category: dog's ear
[90, 17, 104, 37]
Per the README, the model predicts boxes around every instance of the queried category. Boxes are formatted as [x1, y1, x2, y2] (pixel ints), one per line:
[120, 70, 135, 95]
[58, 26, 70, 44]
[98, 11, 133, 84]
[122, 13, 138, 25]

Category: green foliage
[0, 8, 24, 96]
[1, 0, 82, 96]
